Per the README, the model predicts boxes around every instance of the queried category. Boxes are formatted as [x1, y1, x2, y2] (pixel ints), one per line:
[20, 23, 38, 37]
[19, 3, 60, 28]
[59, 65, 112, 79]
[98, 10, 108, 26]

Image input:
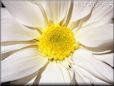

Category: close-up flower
[1, 0, 113, 85]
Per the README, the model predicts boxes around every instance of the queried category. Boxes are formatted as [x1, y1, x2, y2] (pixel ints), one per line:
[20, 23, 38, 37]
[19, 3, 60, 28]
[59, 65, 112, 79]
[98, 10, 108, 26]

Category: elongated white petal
[75, 70, 92, 84]
[1, 48, 48, 82]
[94, 53, 113, 67]
[1, 44, 33, 54]
[76, 24, 113, 50]
[38, 0, 69, 23]
[74, 65, 109, 85]
[83, 1, 113, 27]
[70, 0, 96, 22]
[71, 48, 113, 84]
[1, 19, 39, 42]
[39, 62, 73, 84]
[2, 0, 45, 28]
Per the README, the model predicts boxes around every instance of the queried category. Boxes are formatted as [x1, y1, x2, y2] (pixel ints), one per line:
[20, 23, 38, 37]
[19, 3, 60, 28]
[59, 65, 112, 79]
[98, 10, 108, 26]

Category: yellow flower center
[38, 23, 79, 61]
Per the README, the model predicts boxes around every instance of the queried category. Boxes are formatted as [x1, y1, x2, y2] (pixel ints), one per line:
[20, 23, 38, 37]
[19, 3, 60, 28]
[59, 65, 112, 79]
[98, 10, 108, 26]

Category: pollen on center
[37, 23, 79, 61]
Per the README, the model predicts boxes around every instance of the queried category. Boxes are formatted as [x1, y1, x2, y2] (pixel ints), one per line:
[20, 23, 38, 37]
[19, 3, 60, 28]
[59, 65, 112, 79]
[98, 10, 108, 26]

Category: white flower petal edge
[94, 53, 113, 67]
[74, 65, 109, 85]
[75, 24, 113, 49]
[71, 48, 113, 84]
[1, 48, 48, 82]
[39, 0, 69, 23]
[73, 69, 92, 84]
[1, 44, 34, 54]
[70, 0, 96, 22]
[2, 0, 45, 28]
[39, 62, 73, 84]
[83, 1, 113, 27]
[26, 75, 37, 85]
[1, 19, 39, 42]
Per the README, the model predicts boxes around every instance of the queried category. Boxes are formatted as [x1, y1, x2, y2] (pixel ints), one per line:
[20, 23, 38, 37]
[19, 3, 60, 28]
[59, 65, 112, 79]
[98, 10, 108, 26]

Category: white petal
[83, 1, 113, 27]
[76, 24, 113, 49]
[74, 70, 92, 84]
[71, 48, 113, 84]
[2, 0, 45, 28]
[1, 8, 12, 19]
[1, 48, 48, 82]
[39, 0, 69, 23]
[73, 65, 109, 85]
[1, 44, 33, 54]
[94, 53, 114, 67]
[1, 19, 39, 42]
[70, 0, 96, 22]
[39, 62, 73, 84]
[57, 63, 74, 84]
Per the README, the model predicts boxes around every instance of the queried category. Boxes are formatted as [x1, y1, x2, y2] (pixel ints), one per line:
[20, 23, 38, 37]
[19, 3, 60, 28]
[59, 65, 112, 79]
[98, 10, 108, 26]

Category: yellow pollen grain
[38, 23, 79, 61]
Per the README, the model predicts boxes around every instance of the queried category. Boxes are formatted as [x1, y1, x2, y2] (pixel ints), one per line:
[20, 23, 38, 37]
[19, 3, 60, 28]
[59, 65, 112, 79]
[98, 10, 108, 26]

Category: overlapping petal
[94, 53, 113, 67]
[39, 62, 73, 84]
[1, 48, 48, 82]
[1, 19, 39, 42]
[71, 48, 113, 84]
[2, 0, 45, 28]
[34, 0, 70, 23]
[1, 44, 34, 54]
[71, 0, 97, 22]
[74, 65, 109, 85]
[75, 24, 113, 51]
[83, 1, 113, 27]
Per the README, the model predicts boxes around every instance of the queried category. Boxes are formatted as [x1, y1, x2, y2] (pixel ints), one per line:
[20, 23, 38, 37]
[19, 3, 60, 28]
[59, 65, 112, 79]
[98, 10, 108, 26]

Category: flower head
[1, 0, 113, 85]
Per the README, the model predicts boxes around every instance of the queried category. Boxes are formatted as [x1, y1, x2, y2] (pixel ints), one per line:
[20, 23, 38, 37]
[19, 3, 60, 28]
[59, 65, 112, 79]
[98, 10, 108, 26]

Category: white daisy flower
[1, 0, 113, 85]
